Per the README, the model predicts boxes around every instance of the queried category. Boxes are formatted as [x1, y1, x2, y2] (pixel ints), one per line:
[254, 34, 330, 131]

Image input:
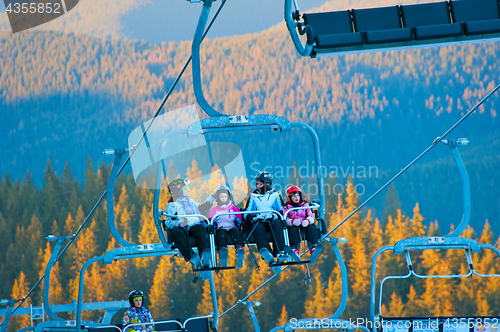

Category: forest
[1, 5, 500, 330]
[0, 158, 498, 332]
[1, 25, 499, 234]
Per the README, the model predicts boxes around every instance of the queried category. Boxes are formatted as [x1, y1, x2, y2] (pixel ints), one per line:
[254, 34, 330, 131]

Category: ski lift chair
[369, 139, 500, 332]
[285, 0, 500, 57]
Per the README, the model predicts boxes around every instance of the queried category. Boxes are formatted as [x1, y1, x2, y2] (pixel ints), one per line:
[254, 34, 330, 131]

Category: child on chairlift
[163, 178, 215, 269]
[209, 185, 245, 268]
[283, 185, 319, 257]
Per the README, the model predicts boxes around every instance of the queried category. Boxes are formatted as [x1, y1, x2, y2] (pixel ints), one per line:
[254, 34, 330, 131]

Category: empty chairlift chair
[302, 11, 363, 50]
[400, 1, 463, 40]
[450, 0, 500, 35]
[351, 5, 413, 44]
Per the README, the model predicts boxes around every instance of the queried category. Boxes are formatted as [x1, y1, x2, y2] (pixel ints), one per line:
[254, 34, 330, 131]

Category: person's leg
[253, 222, 272, 252]
[228, 228, 245, 247]
[216, 229, 229, 267]
[304, 224, 320, 248]
[287, 226, 301, 249]
[171, 227, 193, 261]
[189, 224, 210, 254]
[269, 219, 285, 252]
[215, 229, 229, 250]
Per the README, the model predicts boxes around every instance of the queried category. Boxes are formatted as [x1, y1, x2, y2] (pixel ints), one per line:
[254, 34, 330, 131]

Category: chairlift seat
[352, 6, 413, 44]
[401, 2, 463, 39]
[450, 0, 500, 35]
[303, 11, 363, 48]
[155, 316, 209, 332]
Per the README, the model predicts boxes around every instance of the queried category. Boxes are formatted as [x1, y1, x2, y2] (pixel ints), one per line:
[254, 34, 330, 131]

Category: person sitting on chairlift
[163, 178, 215, 269]
[122, 290, 155, 332]
[209, 185, 245, 268]
[283, 185, 319, 257]
[244, 171, 289, 264]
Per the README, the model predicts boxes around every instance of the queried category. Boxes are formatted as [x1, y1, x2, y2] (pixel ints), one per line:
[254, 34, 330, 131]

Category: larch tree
[37, 242, 65, 306]
[10, 271, 31, 331]
[277, 305, 289, 328]
[382, 184, 402, 226]
[348, 234, 371, 318]
[382, 292, 406, 317]
[149, 256, 173, 319]
[69, 223, 98, 299]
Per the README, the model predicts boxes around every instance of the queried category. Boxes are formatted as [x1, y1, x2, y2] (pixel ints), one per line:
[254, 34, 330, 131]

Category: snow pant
[288, 224, 319, 249]
[215, 228, 245, 250]
[171, 224, 209, 261]
[252, 219, 285, 255]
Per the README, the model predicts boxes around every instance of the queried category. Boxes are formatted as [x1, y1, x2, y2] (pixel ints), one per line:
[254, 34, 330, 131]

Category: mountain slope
[1, 18, 499, 233]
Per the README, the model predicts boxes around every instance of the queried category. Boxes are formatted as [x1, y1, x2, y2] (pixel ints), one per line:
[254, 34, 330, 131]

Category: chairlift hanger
[285, 0, 500, 58]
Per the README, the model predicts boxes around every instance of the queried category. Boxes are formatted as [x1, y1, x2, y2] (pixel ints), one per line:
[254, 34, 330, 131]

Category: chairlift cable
[321, 82, 500, 241]
[9, 0, 229, 316]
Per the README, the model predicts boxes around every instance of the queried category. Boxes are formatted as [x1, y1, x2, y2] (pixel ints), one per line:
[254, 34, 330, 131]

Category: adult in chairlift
[244, 171, 289, 265]
[163, 178, 215, 269]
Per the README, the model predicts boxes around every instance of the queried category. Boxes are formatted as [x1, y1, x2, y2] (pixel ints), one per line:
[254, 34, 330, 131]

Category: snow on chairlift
[285, 0, 500, 57]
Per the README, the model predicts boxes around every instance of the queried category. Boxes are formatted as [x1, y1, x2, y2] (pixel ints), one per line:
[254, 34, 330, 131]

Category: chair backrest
[450, 0, 500, 22]
[156, 317, 209, 332]
[401, 1, 452, 27]
[352, 6, 403, 31]
[303, 11, 354, 35]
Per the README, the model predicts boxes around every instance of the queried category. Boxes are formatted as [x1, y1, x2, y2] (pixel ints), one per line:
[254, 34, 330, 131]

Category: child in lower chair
[283, 185, 319, 257]
[209, 185, 245, 268]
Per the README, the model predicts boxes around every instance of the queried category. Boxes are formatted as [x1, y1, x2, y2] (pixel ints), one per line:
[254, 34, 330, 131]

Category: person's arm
[199, 195, 215, 210]
[244, 196, 257, 222]
[146, 309, 155, 332]
[231, 206, 243, 227]
[283, 205, 293, 226]
[122, 310, 131, 330]
[164, 203, 180, 229]
[270, 193, 284, 220]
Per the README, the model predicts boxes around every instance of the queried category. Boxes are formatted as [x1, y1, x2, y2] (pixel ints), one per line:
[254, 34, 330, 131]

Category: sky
[0, 0, 329, 43]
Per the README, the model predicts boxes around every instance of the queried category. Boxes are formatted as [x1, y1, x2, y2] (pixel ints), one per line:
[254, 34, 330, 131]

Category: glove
[301, 219, 310, 227]
[180, 218, 189, 227]
[253, 215, 265, 223]
[292, 219, 301, 226]
[235, 218, 242, 227]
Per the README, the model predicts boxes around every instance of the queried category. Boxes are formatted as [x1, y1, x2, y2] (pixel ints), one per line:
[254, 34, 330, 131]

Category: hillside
[1, 13, 499, 234]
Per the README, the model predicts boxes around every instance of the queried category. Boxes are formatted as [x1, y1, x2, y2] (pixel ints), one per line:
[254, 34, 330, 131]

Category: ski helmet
[286, 185, 302, 204]
[128, 290, 144, 307]
[255, 171, 273, 188]
[214, 185, 231, 205]
[168, 178, 190, 197]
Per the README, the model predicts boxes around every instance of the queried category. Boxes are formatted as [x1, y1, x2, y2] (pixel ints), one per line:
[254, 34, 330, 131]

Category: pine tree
[38, 242, 65, 305]
[135, 206, 160, 287]
[167, 160, 179, 183]
[348, 234, 371, 318]
[69, 223, 98, 299]
[382, 184, 402, 226]
[277, 305, 289, 327]
[41, 159, 63, 235]
[149, 256, 173, 319]
[383, 292, 406, 317]
[304, 272, 326, 318]
[11, 271, 31, 331]
[231, 176, 249, 207]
